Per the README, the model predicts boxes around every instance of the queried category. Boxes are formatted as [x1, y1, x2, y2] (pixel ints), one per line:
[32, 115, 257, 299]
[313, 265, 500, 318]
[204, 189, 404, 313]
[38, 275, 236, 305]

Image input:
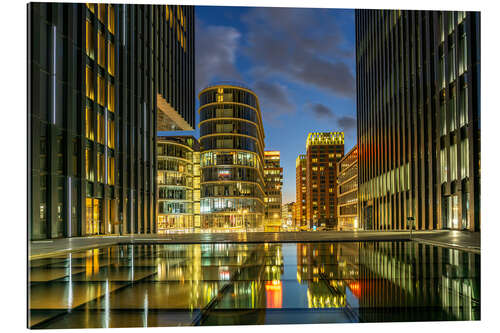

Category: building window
[107, 82, 114, 111]
[97, 3, 106, 24]
[459, 32, 468, 75]
[85, 20, 95, 60]
[85, 66, 94, 101]
[85, 148, 94, 181]
[461, 137, 469, 179]
[86, 3, 95, 13]
[108, 5, 115, 34]
[108, 119, 115, 149]
[440, 148, 448, 184]
[97, 75, 105, 106]
[97, 31, 106, 68]
[459, 85, 469, 127]
[108, 156, 115, 185]
[108, 41, 115, 76]
[440, 101, 447, 136]
[450, 143, 457, 181]
[97, 112, 105, 144]
[85, 107, 94, 140]
[97, 152, 104, 183]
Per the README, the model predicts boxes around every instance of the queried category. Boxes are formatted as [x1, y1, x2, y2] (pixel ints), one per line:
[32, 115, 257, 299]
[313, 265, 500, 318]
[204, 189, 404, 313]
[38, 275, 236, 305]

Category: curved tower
[157, 136, 200, 233]
[198, 84, 266, 231]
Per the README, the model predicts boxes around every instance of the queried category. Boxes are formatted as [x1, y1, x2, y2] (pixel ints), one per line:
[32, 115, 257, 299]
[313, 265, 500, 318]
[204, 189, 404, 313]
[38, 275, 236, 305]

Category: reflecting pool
[28, 241, 480, 328]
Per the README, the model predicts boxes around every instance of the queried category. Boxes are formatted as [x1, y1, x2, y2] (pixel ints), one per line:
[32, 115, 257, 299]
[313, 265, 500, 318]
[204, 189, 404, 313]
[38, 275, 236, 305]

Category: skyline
[158, 6, 357, 204]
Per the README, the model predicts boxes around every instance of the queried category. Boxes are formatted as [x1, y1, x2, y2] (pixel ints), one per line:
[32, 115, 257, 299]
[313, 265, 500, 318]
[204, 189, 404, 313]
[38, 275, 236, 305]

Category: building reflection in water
[358, 242, 480, 321]
[29, 241, 479, 328]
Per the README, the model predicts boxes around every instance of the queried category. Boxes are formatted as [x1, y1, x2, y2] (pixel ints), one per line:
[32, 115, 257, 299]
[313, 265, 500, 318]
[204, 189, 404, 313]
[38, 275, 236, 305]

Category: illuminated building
[198, 84, 266, 231]
[282, 202, 295, 230]
[264, 151, 283, 231]
[305, 132, 344, 230]
[157, 136, 200, 233]
[337, 145, 359, 231]
[295, 155, 307, 229]
[29, 3, 195, 239]
[356, 10, 480, 231]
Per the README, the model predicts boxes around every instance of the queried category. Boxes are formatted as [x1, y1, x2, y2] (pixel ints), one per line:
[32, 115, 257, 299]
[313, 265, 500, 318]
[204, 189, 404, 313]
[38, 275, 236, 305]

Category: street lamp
[407, 216, 415, 239]
[243, 209, 248, 232]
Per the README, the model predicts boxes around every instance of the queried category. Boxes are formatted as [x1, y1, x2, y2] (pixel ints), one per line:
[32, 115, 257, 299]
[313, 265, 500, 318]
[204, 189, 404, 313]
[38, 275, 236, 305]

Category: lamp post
[244, 209, 248, 232]
[407, 216, 415, 239]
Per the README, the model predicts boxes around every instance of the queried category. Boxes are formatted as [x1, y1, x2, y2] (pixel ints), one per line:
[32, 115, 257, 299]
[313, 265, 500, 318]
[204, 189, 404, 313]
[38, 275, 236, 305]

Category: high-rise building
[198, 84, 266, 231]
[337, 145, 359, 231]
[157, 136, 200, 233]
[295, 155, 307, 229]
[305, 132, 344, 230]
[282, 202, 295, 230]
[264, 151, 283, 231]
[28, 3, 195, 240]
[356, 10, 480, 231]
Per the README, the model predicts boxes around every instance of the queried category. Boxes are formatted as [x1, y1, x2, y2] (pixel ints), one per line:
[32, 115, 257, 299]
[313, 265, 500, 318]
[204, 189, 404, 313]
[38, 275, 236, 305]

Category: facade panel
[29, 3, 195, 239]
[356, 10, 480, 231]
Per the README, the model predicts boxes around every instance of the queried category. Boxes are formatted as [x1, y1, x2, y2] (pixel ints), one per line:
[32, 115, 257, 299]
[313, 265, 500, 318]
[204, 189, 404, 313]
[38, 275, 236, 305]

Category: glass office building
[157, 136, 200, 233]
[264, 151, 283, 231]
[356, 10, 480, 231]
[29, 3, 195, 239]
[337, 145, 359, 231]
[295, 155, 307, 230]
[198, 84, 266, 231]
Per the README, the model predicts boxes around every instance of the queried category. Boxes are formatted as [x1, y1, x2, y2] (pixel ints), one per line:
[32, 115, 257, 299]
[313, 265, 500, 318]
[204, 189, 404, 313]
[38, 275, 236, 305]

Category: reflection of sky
[345, 285, 359, 309]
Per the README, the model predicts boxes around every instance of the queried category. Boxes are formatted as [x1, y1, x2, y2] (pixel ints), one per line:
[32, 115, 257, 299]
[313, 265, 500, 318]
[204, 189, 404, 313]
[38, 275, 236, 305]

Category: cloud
[306, 102, 335, 118]
[337, 115, 357, 131]
[254, 81, 295, 112]
[304, 102, 357, 131]
[195, 21, 242, 91]
[241, 7, 355, 98]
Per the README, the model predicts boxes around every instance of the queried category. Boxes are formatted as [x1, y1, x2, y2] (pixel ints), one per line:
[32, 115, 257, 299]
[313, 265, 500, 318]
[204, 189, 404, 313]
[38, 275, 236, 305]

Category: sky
[159, 5, 357, 204]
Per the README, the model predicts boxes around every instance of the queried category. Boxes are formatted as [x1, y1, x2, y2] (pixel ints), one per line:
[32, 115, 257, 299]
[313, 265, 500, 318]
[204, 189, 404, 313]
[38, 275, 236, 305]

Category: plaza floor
[30, 230, 480, 260]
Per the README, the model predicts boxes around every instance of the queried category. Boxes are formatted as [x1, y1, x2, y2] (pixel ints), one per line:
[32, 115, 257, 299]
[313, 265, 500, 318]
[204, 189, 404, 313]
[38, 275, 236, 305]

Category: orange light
[265, 281, 282, 308]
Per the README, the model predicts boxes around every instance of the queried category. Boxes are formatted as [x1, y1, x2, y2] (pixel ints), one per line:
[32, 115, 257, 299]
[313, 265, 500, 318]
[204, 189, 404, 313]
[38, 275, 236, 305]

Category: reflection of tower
[296, 243, 347, 308]
[358, 242, 480, 321]
[263, 243, 284, 309]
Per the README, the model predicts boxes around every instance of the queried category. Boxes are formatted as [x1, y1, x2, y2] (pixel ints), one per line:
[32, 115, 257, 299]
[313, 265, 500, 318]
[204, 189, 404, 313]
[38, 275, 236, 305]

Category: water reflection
[28, 241, 480, 328]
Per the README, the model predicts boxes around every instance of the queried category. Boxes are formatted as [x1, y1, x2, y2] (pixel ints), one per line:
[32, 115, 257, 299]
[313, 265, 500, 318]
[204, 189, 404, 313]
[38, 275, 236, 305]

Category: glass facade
[157, 136, 200, 233]
[199, 85, 266, 231]
[264, 151, 283, 231]
[356, 10, 480, 231]
[29, 3, 195, 240]
[337, 146, 359, 231]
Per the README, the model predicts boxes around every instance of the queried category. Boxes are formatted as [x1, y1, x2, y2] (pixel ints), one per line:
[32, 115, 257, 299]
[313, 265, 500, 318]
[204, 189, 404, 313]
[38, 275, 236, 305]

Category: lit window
[108, 5, 115, 34]
[107, 82, 114, 112]
[85, 107, 94, 140]
[85, 66, 94, 100]
[108, 156, 114, 185]
[97, 4, 106, 24]
[97, 31, 105, 68]
[108, 41, 115, 76]
[97, 75, 105, 106]
[108, 119, 114, 149]
[86, 3, 95, 13]
[85, 20, 95, 60]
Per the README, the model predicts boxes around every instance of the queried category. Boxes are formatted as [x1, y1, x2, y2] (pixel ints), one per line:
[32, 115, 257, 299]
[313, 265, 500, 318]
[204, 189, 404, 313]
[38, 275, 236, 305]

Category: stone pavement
[29, 230, 480, 260]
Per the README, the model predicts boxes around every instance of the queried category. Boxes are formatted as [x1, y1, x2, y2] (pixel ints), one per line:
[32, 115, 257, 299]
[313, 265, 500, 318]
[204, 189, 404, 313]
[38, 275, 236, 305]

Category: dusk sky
[159, 5, 357, 204]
